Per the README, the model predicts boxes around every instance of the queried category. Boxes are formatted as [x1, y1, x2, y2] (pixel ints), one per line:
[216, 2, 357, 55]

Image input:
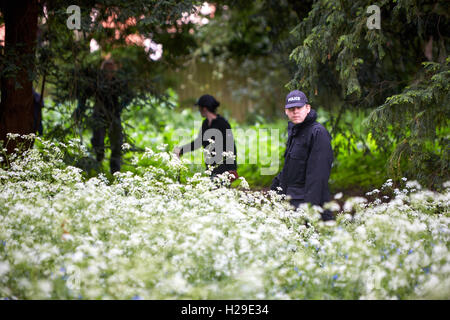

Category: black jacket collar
[204, 114, 224, 127]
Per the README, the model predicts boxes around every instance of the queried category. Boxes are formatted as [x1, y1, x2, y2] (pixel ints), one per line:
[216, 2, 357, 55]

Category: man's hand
[173, 147, 181, 158]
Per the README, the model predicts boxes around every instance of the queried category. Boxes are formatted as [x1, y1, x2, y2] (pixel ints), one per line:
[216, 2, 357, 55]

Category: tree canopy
[287, 0, 449, 188]
[0, 0, 199, 152]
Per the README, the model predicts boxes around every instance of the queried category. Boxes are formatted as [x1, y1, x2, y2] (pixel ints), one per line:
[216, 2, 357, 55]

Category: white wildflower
[0, 261, 10, 277]
[334, 192, 343, 199]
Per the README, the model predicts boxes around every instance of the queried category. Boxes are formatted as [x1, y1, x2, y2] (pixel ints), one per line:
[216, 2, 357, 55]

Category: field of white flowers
[0, 136, 449, 300]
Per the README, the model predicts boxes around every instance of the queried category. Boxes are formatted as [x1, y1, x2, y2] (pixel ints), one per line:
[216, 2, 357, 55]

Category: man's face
[103, 63, 116, 80]
[285, 105, 311, 124]
[199, 106, 207, 117]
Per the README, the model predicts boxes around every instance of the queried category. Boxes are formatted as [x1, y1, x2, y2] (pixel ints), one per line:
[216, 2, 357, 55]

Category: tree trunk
[0, 0, 39, 154]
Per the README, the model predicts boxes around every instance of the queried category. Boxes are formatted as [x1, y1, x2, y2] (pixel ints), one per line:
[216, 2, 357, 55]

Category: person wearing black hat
[271, 90, 334, 220]
[174, 94, 238, 182]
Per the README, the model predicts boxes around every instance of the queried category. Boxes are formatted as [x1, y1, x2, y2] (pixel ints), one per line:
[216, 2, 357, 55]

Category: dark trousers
[91, 110, 123, 174]
[290, 199, 304, 209]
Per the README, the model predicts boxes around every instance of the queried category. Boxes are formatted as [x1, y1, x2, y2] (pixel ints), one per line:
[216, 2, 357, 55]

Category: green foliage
[182, 0, 303, 121]
[367, 58, 450, 189]
[289, 0, 450, 189]
[329, 136, 390, 193]
[19, 0, 202, 143]
[39, 89, 397, 193]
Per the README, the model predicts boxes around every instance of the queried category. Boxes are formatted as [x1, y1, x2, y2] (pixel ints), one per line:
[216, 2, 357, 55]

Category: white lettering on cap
[288, 96, 302, 102]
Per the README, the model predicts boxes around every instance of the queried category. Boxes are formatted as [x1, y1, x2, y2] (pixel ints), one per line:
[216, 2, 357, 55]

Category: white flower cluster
[0, 139, 449, 299]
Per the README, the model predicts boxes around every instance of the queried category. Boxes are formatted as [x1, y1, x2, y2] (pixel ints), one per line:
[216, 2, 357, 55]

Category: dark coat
[32, 90, 43, 135]
[180, 115, 237, 175]
[271, 109, 333, 206]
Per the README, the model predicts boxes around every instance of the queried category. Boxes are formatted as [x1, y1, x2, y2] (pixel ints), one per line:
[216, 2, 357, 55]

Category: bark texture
[0, 0, 39, 153]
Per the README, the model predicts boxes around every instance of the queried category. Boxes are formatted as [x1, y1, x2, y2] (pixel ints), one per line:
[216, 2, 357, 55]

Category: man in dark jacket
[74, 58, 131, 174]
[271, 90, 334, 220]
[91, 59, 124, 174]
[174, 94, 238, 180]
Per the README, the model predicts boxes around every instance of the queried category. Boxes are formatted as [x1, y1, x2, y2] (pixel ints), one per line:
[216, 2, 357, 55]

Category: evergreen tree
[288, 0, 449, 188]
[0, 0, 198, 154]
